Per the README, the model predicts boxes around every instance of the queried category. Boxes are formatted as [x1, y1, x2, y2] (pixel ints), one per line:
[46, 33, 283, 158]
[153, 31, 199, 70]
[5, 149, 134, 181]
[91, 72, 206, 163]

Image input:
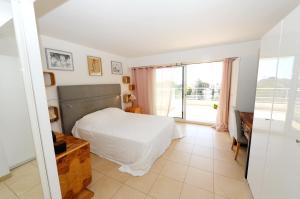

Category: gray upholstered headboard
[57, 84, 122, 134]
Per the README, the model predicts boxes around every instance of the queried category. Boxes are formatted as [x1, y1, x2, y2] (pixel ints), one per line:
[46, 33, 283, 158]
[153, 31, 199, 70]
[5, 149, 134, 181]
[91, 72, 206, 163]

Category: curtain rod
[131, 57, 238, 69]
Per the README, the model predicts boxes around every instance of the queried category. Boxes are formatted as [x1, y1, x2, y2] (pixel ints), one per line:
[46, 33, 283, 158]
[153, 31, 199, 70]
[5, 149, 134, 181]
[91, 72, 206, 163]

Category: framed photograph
[45, 48, 74, 71]
[111, 61, 123, 75]
[87, 56, 102, 76]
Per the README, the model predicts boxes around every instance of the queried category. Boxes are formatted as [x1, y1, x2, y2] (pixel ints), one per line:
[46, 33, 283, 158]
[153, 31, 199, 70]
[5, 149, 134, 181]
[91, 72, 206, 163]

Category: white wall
[0, 0, 12, 27]
[0, 20, 36, 171]
[130, 40, 260, 112]
[0, 2, 12, 175]
[40, 35, 131, 132]
[0, 54, 35, 168]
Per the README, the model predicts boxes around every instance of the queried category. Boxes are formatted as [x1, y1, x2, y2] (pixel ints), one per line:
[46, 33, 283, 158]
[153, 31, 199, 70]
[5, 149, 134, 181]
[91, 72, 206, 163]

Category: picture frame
[87, 56, 102, 76]
[45, 48, 74, 71]
[111, 61, 123, 75]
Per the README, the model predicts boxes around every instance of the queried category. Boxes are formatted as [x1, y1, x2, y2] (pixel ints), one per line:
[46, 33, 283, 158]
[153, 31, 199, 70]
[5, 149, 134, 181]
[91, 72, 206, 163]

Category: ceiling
[36, 0, 300, 57]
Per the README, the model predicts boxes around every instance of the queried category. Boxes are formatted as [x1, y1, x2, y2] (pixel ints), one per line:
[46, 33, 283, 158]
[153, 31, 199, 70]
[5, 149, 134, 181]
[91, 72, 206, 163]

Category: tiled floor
[0, 160, 43, 199]
[0, 123, 252, 199]
[89, 123, 253, 199]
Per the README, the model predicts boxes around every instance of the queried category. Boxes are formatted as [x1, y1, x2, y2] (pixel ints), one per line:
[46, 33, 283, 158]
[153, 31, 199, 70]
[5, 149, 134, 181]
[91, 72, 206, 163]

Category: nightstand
[125, 106, 143, 113]
[55, 133, 94, 199]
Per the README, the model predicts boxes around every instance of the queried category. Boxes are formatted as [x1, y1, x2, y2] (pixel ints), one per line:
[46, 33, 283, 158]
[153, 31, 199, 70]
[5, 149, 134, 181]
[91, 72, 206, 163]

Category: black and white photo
[111, 61, 123, 75]
[45, 48, 74, 71]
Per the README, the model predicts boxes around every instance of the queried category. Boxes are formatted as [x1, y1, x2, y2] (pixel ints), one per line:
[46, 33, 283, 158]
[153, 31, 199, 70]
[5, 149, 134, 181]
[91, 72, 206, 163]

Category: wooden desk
[239, 112, 253, 140]
[239, 112, 254, 178]
[55, 133, 94, 199]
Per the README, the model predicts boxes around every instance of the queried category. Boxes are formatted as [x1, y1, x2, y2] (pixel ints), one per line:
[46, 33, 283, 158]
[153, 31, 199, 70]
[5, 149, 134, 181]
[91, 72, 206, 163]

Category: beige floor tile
[189, 155, 213, 172]
[0, 182, 5, 190]
[214, 194, 229, 199]
[90, 169, 104, 186]
[149, 176, 183, 199]
[214, 159, 244, 181]
[145, 196, 156, 199]
[177, 135, 195, 144]
[90, 176, 122, 199]
[194, 137, 213, 147]
[213, 148, 235, 161]
[18, 185, 43, 199]
[180, 183, 214, 199]
[192, 145, 212, 158]
[112, 185, 146, 199]
[185, 167, 213, 192]
[173, 142, 194, 153]
[150, 157, 167, 174]
[106, 168, 131, 183]
[30, 160, 38, 167]
[214, 174, 253, 199]
[4, 163, 37, 185]
[90, 153, 105, 166]
[93, 158, 119, 174]
[5, 168, 41, 196]
[0, 184, 17, 199]
[125, 171, 158, 193]
[165, 150, 191, 165]
[161, 160, 188, 182]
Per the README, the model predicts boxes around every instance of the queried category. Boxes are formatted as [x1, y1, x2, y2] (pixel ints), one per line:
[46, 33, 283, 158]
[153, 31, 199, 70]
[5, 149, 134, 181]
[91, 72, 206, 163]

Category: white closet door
[247, 22, 282, 198]
[260, 6, 300, 199]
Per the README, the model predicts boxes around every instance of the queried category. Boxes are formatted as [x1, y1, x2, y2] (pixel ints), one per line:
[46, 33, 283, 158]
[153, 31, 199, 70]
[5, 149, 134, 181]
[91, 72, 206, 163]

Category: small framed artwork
[111, 61, 123, 75]
[45, 48, 74, 71]
[87, 56, 102, 76]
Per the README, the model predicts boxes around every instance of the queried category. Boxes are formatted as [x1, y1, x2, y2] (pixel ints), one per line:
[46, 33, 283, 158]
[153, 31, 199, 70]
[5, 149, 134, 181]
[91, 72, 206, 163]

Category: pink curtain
[131, 68, 156, 114]
[215, 58, 234, 132]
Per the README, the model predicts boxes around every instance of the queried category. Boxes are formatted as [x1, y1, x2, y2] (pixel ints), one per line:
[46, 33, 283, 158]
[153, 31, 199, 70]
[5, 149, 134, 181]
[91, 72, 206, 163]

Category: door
[247, 22, 282, 198]
[0, 1, 62, 198]
[259, 6, 300, 199]
[155, 66, 184, 118]
[185, 62, 223, 124]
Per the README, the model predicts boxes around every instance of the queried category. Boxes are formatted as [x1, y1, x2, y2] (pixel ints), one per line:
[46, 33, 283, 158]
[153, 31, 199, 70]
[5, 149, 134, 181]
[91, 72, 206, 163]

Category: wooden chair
[231, 109, 248, 160]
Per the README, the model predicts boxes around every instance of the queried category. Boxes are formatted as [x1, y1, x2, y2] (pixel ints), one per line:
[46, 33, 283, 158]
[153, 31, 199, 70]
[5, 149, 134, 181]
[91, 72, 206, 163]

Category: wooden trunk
[55, 134, 94, 199]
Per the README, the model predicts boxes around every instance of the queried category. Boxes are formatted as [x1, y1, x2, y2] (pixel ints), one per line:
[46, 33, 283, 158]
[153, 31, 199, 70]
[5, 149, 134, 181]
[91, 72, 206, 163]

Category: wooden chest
[55, 134, 94, 199]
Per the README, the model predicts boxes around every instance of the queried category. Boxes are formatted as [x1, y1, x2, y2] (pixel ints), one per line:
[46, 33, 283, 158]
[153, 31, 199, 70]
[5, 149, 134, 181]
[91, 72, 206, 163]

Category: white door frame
[10, 0, 61, 198]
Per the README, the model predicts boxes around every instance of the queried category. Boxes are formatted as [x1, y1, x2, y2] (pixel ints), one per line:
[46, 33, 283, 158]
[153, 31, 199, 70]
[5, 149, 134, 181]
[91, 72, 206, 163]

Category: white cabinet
[248, 5, 300, 199]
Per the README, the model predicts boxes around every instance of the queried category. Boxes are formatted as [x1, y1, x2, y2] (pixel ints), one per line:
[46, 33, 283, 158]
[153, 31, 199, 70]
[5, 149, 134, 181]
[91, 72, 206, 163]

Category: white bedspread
[72, 108, 183, 176]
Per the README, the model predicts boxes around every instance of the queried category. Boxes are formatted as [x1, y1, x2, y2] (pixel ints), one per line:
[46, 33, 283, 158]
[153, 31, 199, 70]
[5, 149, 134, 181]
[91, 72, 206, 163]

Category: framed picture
[45, 48, 74, 71]
[111, 61, 123, 75]
[87, 56, 102, 76]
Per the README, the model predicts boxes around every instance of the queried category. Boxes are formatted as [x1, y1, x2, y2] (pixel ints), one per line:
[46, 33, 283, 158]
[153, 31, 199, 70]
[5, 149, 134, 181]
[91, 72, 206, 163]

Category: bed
[57, 84, 183, 176]
[72, 108, 182, 176]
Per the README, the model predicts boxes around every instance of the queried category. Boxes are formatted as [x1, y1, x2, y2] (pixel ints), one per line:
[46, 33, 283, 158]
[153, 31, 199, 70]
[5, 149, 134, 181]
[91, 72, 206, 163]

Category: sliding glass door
[154, 61, 223, 124]
[155, 66, 183, 118]
[185, 62, 223, 123]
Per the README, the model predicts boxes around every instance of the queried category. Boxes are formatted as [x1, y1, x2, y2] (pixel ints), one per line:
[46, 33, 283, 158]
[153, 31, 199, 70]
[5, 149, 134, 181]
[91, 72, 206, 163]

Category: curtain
[131, 68, 156, 114]
[155, 67, 174, 116]
[215, 58, 234, 132]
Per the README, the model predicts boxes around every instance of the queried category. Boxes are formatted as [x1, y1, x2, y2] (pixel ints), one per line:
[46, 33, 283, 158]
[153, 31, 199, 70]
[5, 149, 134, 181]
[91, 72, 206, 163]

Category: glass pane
[186, 62, 223, 123]
[0, 5, 44, 198]
[155, 67, 183, 118]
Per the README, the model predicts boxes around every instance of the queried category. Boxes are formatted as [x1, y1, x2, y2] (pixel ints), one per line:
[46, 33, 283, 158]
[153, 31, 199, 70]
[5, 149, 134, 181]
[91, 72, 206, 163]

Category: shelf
[43, 72, 56, 87]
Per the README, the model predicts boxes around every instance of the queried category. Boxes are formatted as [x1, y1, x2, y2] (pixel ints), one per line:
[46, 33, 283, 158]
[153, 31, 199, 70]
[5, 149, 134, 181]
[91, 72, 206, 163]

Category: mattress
[72, 108, 183, 176]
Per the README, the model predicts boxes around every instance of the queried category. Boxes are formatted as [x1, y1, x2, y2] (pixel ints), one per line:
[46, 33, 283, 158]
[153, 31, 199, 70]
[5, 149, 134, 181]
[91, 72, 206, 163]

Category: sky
[186, 62, 223, 86]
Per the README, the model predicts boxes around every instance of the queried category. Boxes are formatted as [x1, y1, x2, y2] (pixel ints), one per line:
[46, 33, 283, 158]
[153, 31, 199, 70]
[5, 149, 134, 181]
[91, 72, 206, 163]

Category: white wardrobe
[248, 4, 300, 199]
